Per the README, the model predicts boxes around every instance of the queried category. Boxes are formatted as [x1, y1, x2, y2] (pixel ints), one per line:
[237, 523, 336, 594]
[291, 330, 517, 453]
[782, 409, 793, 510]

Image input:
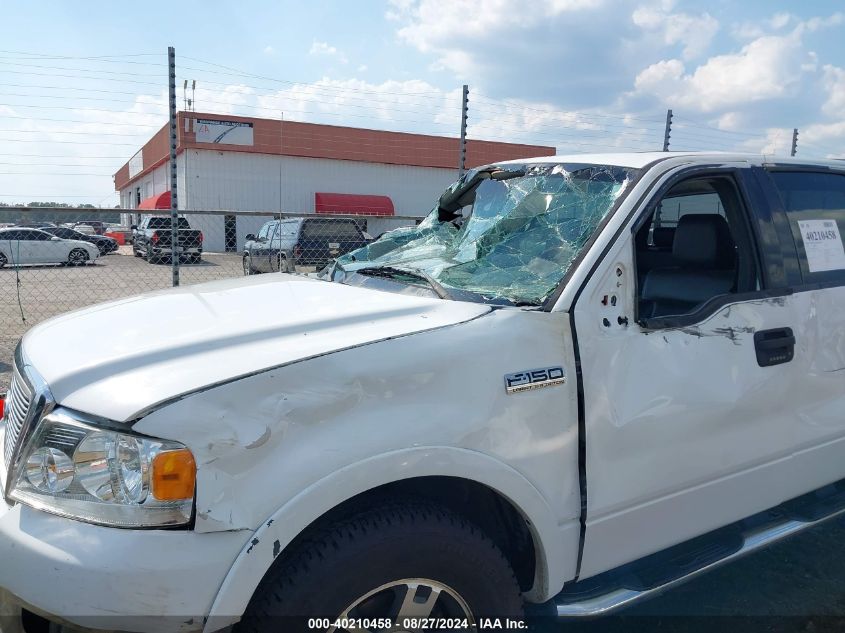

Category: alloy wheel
[68, 249, 88, 266]
[329, 578, 474, 633]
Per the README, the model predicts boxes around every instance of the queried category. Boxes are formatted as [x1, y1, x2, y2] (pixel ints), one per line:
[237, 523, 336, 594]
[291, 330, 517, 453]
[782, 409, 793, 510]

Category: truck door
[253, 222, 274, 272]
[757, 168, 845, 492]
[572, 166, 809, 579]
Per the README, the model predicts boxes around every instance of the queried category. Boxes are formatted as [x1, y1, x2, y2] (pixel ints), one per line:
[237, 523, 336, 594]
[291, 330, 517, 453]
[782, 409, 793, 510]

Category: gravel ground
[2, 248, 845, 630]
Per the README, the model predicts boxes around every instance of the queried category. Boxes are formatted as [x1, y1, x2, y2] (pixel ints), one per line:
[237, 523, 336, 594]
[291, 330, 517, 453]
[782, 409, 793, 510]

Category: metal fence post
[458, 84, 468, 177]
[662, 108, 673, 152]
[168, 46, 180, 287]
[791, 128, 799, 157]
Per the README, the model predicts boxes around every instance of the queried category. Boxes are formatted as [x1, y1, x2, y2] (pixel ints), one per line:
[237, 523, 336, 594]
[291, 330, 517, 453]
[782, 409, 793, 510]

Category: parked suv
[243, 216, 367, 274]
[1, 153, 845, 632]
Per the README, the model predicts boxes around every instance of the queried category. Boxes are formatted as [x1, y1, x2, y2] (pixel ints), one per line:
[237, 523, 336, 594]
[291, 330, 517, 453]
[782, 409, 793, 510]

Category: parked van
[1, 152, 844, 632]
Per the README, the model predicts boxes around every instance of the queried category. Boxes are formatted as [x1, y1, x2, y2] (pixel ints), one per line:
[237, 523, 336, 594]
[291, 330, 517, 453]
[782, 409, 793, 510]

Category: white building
[114, 113, 554, 252]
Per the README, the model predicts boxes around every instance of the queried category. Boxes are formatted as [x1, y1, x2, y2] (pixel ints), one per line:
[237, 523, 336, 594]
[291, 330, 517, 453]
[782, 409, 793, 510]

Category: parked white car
[0, 227, 100, 267]
[1, 152, 844, 632]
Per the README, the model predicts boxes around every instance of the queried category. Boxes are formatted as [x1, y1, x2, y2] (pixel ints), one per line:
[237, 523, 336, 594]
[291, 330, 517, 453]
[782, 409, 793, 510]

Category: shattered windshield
[328, 162, 637, 306]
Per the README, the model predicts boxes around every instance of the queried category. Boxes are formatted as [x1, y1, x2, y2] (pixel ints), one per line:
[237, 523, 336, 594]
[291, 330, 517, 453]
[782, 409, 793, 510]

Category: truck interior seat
[639, 214, 737, 318]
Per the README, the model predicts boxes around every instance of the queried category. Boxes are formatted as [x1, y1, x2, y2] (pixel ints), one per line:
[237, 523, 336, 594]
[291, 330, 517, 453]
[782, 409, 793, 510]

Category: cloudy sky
[1, 0, 844, 206]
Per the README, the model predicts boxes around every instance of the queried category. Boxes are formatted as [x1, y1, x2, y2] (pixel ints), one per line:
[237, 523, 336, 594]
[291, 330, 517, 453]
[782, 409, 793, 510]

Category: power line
[0, 49, 160, 59]
[0, 69, 163, 86]
[0, 171, 116, 176]
[672, 115, 765, 139]
[3, 83, 163, 98]
[3, 92, 143, 106]
[0, 137, 139, 145]
[0, 161, 124, 167]
[0, 60, 164, 78]
[181, 56, 448, 99]
[0, 114, 162, 129]
[0, 193, 110, 197]
[0, 127, 154, 137]
[0, 54, 163, 68]
[472, 93, 665, 124]
[0, 153, 130, 158]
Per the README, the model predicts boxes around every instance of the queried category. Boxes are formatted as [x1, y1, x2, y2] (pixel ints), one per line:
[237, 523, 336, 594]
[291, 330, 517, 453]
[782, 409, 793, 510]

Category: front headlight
[10, 409, 195, 528]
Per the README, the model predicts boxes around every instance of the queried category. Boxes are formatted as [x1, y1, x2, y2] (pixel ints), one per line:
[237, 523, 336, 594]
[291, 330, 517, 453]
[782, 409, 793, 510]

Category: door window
[302, 220, 361, 239]
[634, 175, 759, 323]
[768, 171, 845, 285]
[282, 221, 299, 236]
[257, 222, 274, 240]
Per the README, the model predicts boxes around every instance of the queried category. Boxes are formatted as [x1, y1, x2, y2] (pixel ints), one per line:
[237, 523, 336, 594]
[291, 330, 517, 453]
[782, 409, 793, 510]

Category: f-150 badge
[504, 366, 566, 394]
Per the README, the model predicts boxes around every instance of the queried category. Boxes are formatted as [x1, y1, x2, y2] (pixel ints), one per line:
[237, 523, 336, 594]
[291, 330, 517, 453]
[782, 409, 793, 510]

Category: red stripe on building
[137, 191, 171, 210]
[315, 193, 394, 216]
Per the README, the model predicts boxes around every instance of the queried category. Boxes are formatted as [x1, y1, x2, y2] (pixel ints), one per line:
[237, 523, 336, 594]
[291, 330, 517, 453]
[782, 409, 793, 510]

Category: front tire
[0, 252, 6, 268]
[67, 248, 89, 266]
[237, 502, 523, 633]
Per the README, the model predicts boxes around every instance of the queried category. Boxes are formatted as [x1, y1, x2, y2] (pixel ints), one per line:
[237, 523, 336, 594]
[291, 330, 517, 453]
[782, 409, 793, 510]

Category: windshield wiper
[355, 265, 453, 300]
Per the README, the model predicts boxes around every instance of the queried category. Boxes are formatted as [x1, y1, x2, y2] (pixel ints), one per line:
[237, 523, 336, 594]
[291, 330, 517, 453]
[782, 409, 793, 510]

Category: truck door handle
[753, 328, 795, 367]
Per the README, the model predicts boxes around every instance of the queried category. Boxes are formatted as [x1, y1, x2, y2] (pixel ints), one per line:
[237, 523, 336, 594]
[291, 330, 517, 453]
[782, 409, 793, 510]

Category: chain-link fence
[0, 207, 419, 391]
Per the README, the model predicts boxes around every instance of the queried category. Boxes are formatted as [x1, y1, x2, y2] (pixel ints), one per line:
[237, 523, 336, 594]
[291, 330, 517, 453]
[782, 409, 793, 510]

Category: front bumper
[0, 496, 249, 632]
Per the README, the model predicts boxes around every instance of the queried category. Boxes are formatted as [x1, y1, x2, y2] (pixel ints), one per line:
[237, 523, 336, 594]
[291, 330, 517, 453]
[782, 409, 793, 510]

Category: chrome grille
[3, 364, 33, 469]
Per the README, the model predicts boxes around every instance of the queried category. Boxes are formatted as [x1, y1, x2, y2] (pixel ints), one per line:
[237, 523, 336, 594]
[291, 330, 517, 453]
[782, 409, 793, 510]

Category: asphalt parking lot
[1, 248, 845, 630]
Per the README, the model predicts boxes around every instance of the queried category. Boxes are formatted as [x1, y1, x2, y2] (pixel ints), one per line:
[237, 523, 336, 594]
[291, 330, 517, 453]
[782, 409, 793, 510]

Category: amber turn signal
[151, 449, 196, 501]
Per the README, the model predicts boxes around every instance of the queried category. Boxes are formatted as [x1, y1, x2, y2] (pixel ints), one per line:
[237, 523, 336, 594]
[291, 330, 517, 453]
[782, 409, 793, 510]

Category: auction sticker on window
[797, 219, 845, 272]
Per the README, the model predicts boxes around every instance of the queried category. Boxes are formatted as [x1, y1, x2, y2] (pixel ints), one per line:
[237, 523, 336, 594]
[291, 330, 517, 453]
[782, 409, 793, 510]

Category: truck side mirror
[245, 234, 256, 242]
[130, 225, 138, 230]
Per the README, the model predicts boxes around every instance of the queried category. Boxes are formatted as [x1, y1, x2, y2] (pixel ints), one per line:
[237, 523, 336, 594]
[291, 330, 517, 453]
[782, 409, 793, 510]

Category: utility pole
[168, 46, 180, 287]
[791, 128, 799, 157]
[662, 108, 673, 152]
[458, 84, 469, 177]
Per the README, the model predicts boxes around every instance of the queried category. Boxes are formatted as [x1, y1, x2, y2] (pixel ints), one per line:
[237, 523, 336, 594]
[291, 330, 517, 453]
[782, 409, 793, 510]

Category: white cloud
[392, 0, 605, 75]
[734, 11, 842, 40]
[821, 64, 845, 117]
[632, 3, 719, 60]
[769, 12, 792, 30]
[308, 40, 349, 64]
[796, 12, 845, 34]
[357, 65, 368, 73]
[263, 45, 275, 55]
[801, 120, 845, 158]
[634, 32, 808, 112]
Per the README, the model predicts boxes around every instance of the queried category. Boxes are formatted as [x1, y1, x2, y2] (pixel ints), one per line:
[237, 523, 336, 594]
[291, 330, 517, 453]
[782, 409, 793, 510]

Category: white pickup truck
[1, 152, 844, 633]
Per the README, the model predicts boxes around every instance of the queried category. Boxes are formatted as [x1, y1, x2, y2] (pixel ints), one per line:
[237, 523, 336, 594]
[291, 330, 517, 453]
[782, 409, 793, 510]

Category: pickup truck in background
[131, 216, 204, 264]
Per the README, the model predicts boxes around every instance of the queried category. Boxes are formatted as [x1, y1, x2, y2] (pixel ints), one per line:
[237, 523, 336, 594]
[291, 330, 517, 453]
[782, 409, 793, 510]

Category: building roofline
[114, 112, 555, 191]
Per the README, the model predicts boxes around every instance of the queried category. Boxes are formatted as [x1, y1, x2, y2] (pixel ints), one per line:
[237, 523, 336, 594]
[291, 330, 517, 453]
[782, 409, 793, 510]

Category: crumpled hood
[22, 275, 490, 422]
